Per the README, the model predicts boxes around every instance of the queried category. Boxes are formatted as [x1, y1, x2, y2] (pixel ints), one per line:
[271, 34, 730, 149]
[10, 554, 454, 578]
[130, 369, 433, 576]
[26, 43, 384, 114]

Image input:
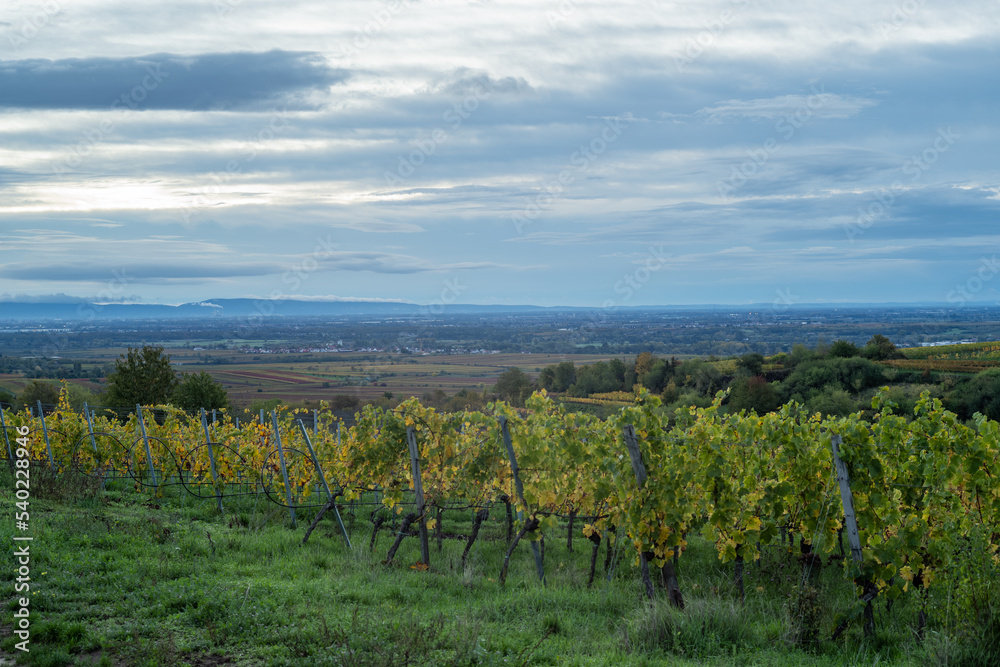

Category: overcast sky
[1, 0, 998, 308]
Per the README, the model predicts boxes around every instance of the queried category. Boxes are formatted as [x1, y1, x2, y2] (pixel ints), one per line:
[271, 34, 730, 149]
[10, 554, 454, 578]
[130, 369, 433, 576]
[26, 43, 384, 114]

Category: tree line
[6, 337, 1000, 424]
[2, 346, 229, 414]
[491, 335, 1000, 422]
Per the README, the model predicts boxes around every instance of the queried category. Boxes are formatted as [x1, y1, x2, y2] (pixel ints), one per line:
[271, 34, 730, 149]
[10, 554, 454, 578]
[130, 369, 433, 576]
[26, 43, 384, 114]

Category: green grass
[0, 469, 993, 666]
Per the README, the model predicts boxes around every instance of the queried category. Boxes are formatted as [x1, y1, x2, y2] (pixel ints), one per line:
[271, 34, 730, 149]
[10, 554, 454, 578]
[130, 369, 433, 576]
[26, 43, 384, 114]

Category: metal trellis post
[298, 420, 351, 549]
[135, 405, 158, 489]
[36, 401, 54, 468]
[270, 410, 297, 528]
[200, 408, 224, 512]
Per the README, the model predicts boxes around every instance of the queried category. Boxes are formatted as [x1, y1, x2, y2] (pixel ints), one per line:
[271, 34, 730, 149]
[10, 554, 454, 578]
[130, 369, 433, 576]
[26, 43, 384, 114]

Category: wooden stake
[407, 426, 431, 567]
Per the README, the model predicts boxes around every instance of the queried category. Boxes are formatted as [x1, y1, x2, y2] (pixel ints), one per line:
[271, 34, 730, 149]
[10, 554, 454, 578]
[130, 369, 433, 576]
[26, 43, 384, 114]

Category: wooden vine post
[406, 426, 431, 567]
[622, 424, 684, 607]
[498, 416, 545, 585]
[622, 424, 656, 600]
[831, 433, 876, 637]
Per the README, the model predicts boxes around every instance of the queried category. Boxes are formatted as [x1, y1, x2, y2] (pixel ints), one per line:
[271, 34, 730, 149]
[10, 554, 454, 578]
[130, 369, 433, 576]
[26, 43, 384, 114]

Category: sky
[0, 0, 998, 309]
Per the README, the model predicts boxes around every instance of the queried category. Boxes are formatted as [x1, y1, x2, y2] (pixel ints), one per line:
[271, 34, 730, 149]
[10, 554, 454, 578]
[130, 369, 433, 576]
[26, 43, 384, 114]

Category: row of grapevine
[4, 385, 998, 636]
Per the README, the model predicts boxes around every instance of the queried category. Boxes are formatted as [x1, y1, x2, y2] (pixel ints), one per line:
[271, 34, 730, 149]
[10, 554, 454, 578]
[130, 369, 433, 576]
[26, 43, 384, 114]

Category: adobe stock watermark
[395, 277, 469, 351]
[844, 126, 959, 242]
[28, 269, 133, 361]
[510, 115, 634, 235]
[771, 287, 800, 313]
[74, 269, 133, 323]
[384, 79, 496, 187]
[233, 234, 337, 337]
[5, 0, 62, 50]
[946, 256, 1000, 306]
[335, 0, 414, 58]
[179, 108, 291, 222]
[213, 0, 243, 18]
[716, 83, 828, 199]
[573, 245, 671, 342]
[546, 0, 576, 29]
[51, 62, 170, 174]
[877, 0, 923, 38]
[675, 0, 751, 72]
[419, 278, 466, 317]
[13, 423, 32, 654]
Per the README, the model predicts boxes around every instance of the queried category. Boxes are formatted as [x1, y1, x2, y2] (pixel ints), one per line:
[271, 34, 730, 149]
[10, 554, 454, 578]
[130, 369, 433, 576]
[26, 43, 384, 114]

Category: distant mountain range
[0, 298, 981, 321]
[0, 298, 560, 321]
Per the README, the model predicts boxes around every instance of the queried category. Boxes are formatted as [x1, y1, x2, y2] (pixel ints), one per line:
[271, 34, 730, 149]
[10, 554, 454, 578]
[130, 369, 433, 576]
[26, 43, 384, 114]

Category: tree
[828, 340, 862, 358]
[634, 351, 654, 379]
[608, 358, 628, 388]
[330, 394, 361, 411]
[786, 344, 817, 368]
[538, 366, 556, 391]
[494, 367, 534, 406]
[641, 358, 673, 392]
[552, 361, 577, 392]
[675, 359, 722, 395]
[104, 346, 178, 408]
[862, 334, 902, 361]
[728, 375, 778, 414]
[735, 353, 765, 377]
[568, 361, 620, 397]
[172, 371, 231, 413]
[16, 380, 60, 411]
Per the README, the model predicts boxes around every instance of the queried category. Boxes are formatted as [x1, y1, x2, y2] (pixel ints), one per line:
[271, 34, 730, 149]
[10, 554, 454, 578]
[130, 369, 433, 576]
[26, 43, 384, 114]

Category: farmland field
[893, 341, 1000, 374]
[0, 351, 621, 408]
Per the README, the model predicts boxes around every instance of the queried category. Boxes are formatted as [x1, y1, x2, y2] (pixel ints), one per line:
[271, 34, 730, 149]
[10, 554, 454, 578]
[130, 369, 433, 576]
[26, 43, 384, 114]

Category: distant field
[208, 352, 619, 406]
[0, 375, 102, 397]
[900, 341, 1000, 360]
[894, 341, 1000, 374]
[882, 358, 999, 373]
[0, 350, 621, 407]
[561, 390, 635, 408]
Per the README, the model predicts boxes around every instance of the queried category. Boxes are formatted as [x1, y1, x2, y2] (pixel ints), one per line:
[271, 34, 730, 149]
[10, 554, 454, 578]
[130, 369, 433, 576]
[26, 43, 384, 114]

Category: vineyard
[5, 384, 1000, 661]
[899, 341, 1000, 361]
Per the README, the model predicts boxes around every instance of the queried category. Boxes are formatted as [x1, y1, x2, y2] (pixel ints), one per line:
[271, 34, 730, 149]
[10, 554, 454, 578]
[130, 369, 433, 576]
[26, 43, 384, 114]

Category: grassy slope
[0, 470, 951, 667]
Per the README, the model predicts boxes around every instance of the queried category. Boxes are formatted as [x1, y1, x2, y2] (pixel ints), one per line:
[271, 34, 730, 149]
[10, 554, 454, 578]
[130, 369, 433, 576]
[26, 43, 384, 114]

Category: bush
[806, 385, 860, 417]
[828, 340, 862, 358]
[330, 393, 361, 411]
[728, 376, 779, 414]
[16, 379, 60, 410]
[944, 369, 1000, 421]
[780, 357, 887, 404]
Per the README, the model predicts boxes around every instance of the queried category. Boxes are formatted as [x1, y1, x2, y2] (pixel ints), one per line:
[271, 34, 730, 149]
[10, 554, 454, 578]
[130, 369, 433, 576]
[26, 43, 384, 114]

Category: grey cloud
[425, 68, 534, 96]
[0, 252, 520, 282]
[0, 50, 347, 110]
[693, 93, 878, 123]
[0, 262, 282, 282]
[315, 251, 513, 273]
